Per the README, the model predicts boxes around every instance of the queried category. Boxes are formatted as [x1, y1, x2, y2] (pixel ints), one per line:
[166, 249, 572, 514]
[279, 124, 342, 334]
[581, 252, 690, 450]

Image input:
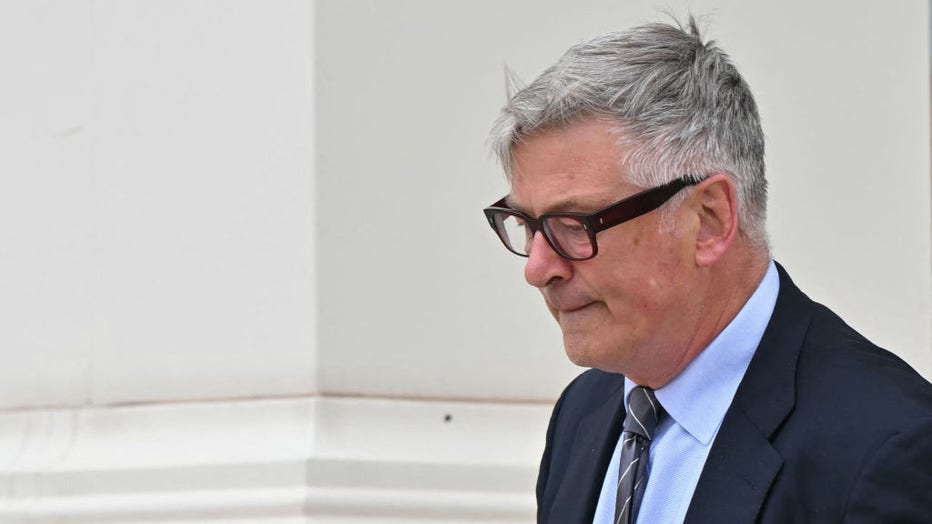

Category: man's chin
[562, 334, 632, 374]
[562, 339, 604, 370]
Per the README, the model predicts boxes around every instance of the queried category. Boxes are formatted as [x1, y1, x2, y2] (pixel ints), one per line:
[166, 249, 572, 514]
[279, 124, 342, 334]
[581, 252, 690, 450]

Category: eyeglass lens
[495, 214, 533, 254]
[495, 213, 593, 259]
[543, 217, 592, 259]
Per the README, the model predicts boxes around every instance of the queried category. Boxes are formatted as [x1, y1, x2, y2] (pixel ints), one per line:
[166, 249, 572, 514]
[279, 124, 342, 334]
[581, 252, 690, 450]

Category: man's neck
[632, 247, 770, 389]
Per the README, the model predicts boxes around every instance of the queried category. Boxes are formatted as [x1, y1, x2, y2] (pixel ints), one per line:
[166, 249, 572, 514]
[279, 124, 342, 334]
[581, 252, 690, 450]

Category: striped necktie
[614, 386, 662, 524]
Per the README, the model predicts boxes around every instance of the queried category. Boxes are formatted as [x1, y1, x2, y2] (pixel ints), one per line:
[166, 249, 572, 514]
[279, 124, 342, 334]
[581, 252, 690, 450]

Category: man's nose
[524, 231, 573, 288]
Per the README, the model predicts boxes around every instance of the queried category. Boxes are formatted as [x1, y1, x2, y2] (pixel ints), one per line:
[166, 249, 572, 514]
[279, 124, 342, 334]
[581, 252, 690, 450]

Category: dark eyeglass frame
[483, 176, 703, 261]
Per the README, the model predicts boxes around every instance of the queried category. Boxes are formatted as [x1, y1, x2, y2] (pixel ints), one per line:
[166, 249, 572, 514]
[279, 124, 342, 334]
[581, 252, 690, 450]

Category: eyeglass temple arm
[593, 177, 701, 233]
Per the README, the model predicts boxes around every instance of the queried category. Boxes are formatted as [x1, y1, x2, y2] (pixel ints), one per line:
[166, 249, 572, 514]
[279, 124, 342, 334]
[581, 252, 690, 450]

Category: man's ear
[693, 174, 738, 267]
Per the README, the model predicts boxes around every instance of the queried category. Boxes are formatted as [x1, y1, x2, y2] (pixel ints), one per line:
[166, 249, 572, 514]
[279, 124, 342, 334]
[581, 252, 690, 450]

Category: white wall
[0, 1, 929, 522]
[0, 0, 316, 409]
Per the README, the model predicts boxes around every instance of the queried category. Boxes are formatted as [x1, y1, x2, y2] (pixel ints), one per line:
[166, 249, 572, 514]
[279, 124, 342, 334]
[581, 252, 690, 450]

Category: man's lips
[560, 302, 594, 313]
[545, 296, 597, 314]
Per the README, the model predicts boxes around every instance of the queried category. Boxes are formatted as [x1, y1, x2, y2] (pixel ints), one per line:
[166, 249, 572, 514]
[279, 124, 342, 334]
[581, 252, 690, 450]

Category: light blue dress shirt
[592, 261, 779, 524]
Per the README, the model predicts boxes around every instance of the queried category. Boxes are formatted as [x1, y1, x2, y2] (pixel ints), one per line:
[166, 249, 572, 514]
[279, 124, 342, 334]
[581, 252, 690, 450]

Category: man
[483, 18, 932, 524]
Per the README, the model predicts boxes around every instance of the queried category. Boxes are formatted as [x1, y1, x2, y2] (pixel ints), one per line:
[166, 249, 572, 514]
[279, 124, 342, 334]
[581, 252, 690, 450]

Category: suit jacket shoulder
[686, 263, 932, 523]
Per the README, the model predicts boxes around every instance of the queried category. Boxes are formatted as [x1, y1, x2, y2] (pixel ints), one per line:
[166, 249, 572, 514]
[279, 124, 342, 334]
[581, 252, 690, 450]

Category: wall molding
[0, 396, 549, 522]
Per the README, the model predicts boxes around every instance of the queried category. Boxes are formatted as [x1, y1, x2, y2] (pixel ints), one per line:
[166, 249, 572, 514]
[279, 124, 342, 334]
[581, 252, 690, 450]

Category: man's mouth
[547, 298, 596, 315]
[561, 302, 594, 314]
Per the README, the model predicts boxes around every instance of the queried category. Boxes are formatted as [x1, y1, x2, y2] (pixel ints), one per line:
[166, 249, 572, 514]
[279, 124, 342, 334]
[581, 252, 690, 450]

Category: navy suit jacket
[537, 265, 932, 523]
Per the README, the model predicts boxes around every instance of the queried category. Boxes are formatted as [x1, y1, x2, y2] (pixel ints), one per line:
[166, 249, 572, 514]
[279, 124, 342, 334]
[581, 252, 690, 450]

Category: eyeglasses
[483, 176, 702, 261]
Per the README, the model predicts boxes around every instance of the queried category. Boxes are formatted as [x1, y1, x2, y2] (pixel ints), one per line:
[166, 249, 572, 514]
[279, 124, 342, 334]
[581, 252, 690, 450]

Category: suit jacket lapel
[685, 263, 812, 523]
[547, 381, 626, 523]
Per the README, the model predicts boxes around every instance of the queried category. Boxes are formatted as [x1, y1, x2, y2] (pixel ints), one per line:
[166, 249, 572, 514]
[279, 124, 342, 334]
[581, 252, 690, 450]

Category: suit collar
[685, 262, 813, 522]
[547, 379, 626, 523]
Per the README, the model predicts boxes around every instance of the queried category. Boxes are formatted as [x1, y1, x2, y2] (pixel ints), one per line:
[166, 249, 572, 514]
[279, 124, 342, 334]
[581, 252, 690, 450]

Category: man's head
[485, 18, 771, 387]
[491, 17, 767, 248]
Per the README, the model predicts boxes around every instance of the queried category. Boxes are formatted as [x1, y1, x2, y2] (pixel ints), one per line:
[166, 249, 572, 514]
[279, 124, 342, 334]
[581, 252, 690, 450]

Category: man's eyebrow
[504, 195, 606, 215]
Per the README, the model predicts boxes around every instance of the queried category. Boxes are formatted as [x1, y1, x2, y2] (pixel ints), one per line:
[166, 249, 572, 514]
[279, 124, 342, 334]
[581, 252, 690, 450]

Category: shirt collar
[625, 260, 780, 445]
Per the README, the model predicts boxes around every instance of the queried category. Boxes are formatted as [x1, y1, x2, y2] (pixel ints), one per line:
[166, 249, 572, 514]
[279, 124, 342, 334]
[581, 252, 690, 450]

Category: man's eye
[552, 217, 586, 232]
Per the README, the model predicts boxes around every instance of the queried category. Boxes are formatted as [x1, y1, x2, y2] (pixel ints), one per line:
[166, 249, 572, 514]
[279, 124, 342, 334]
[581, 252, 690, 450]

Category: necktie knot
[623, 386, 661, 440]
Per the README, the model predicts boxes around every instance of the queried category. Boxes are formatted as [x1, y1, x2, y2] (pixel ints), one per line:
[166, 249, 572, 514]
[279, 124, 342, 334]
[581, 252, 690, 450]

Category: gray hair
[490, 17, 768, 249]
